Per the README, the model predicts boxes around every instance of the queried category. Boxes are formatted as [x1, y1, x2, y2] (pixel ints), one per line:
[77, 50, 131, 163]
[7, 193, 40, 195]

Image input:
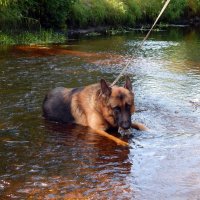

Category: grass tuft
[0, 30, 66, 45]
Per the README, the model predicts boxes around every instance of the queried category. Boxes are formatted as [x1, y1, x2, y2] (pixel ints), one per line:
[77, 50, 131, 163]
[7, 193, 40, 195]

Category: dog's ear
[124, 76, 132, 92]
[100, 79, 111, 96]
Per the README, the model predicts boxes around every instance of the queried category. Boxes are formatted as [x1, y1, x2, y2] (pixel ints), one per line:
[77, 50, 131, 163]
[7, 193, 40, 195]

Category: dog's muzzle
[120, 121, 131, 130]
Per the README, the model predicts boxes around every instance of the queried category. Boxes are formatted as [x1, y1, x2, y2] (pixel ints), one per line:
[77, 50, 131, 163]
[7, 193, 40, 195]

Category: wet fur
[43, 78, 147, 146]
[43, 85, 133, 129]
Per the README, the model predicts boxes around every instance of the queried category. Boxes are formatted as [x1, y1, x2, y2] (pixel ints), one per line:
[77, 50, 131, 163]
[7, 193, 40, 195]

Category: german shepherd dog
[43, 76, 147, 146]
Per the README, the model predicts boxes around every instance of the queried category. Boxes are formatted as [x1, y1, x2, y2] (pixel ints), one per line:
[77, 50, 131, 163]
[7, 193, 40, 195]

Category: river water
[0, 27, 200, 199]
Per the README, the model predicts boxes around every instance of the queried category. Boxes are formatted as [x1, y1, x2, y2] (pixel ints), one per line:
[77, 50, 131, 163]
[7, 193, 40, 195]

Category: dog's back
[43, 87, 83, 123]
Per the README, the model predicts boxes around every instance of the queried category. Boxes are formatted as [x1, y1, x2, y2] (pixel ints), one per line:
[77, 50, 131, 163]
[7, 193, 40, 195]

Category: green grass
[0, 30, 66, 45]
[71, 0, 141, 27]
[0, 0, 200, 46]
[1, 0, 200, 32]
[0, 32, 15, 45]
[70, 0, 200, 27]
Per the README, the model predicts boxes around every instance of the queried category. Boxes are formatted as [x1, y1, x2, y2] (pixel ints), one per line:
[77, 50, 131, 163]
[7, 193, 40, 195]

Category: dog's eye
[113, 106, 121, 112]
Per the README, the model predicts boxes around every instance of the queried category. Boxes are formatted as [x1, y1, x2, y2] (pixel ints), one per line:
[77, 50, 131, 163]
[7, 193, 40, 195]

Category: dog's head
[100, 76, 135, 129]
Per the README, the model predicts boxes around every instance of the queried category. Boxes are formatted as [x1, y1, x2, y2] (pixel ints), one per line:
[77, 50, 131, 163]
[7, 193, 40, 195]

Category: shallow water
[0, 27, 200, 199]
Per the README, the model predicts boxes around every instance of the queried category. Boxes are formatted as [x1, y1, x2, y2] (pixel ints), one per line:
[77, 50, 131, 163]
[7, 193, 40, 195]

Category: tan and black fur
[43, 77, 147, 146]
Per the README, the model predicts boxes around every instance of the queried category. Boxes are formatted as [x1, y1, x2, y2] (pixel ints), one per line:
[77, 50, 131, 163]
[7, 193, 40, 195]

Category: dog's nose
[121, 121, 131, 130]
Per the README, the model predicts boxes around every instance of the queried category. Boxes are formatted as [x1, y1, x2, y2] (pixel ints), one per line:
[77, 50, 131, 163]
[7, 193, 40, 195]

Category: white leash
[111, 0, 171, 86]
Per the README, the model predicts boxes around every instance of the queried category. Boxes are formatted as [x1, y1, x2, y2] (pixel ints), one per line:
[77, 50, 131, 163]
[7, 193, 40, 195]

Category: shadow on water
[1, 121, 132, 199]
[0, 27, 200, 199]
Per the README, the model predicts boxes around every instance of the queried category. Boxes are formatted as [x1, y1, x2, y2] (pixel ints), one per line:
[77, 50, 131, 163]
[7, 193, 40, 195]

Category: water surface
[0, 27, 200, 199]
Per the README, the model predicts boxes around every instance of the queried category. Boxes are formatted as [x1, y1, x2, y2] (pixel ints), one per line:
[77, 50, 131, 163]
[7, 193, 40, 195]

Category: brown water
[0, 27, 200, 199]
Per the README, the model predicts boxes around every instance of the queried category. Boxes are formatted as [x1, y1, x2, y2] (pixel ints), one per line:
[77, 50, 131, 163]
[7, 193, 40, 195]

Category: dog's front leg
[92, 129, 129, 146]
[131, 122, 148, 131]
[87, 114, 129, 146]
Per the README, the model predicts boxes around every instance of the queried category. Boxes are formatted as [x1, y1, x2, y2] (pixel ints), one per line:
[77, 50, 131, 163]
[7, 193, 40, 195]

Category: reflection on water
[0, 27, 200, 199]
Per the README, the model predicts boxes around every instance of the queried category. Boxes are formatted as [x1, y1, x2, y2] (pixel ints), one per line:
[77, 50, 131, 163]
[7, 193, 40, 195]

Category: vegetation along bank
[0, 0, 200, 44]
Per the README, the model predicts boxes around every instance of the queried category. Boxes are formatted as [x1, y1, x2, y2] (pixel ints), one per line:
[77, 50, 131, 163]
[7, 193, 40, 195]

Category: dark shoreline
[67, 18, 200, 38]
[0, 18, 199, 45]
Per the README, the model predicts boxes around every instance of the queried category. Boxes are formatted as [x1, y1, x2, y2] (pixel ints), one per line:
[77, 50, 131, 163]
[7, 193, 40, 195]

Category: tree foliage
[0, 0, 76, 30]
[0, 0, 199, 31]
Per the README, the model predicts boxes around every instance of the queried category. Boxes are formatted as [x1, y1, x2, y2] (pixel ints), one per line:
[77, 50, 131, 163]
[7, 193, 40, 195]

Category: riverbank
[0, 30, 66, 45]
[0, 20, 200, 46]
[67, 23, 197, 38]
[1, 0, 199, 45]
[0, 26, 171, 45]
